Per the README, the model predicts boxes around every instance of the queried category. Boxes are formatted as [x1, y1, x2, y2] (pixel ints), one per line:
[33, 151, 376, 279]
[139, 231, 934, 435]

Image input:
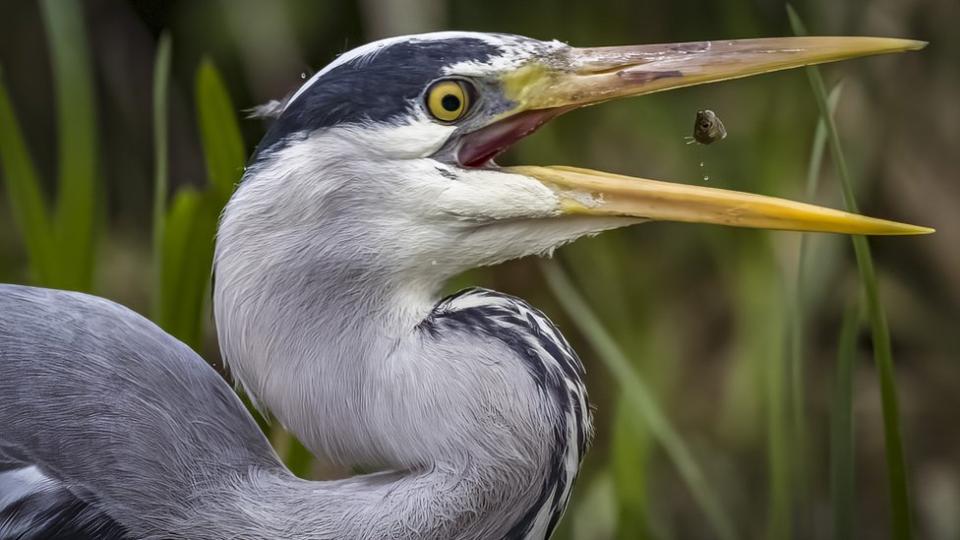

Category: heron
[0, 31, 930, 539]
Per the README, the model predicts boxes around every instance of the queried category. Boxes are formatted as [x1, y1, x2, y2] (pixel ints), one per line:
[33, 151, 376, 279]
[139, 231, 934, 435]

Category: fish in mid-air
[687, 109, 727, 145]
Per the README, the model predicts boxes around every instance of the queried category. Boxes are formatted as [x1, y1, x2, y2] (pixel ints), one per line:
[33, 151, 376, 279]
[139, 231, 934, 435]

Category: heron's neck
[210, 463, 546, 539]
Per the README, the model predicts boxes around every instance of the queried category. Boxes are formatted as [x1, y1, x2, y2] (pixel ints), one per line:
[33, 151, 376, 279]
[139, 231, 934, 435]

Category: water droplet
[699, 161, 704, 168]
[300, 72, 308, 80]
[703, 175, 710, 181]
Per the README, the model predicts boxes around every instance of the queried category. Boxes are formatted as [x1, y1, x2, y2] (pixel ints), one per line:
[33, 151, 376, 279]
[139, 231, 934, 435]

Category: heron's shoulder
[0, 283, 239, 422]
[429, 286, 539, 313]
[0, 284, 187, 359]
[1, 282, 117, 307]
[428, 287, 556, 331]
[422, 287, 585, 379]
[0, 284, 150, 332]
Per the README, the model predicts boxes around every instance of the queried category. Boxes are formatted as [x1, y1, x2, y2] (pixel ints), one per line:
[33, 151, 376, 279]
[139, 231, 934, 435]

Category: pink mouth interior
[456, 107, 567, 168]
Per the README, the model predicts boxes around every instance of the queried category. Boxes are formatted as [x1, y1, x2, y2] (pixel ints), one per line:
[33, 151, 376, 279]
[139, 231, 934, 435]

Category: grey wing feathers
[0, 465, 126, 539]
[0, 284, 282, 537]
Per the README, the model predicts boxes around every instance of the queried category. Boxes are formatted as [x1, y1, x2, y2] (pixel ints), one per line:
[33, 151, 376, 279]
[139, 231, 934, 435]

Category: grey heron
[0, 32, 930, 539]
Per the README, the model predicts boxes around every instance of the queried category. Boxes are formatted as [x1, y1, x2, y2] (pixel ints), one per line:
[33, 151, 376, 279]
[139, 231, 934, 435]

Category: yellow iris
[426, 80, 470, 122]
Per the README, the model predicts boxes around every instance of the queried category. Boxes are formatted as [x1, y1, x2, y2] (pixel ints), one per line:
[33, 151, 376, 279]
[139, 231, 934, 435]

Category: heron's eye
[426, 80, 471, 122]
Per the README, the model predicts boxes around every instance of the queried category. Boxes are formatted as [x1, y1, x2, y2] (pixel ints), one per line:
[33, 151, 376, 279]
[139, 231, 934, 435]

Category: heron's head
[229, 31, 930, 293]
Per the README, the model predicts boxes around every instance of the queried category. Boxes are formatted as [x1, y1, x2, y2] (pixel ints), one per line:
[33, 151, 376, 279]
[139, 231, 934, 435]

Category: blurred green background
[1, 1, 958, 538]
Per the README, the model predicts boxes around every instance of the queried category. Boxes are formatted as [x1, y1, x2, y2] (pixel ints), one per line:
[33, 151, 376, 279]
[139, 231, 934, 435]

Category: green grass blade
[731, 246, 789, 540]
[282, 434, 315, 478]
[158, 189, 200, 338]
[766, 314, 790, 540]
[788, 81, 843, 532]
[152, 33, 172, 317]
[196, 59, 245, 199]
[571, 471, 618, 540]
[803, 84, 844, 199]
[832, 301, 859, 540]
[611, 396, 653, 538]
[542, 258, 737, 540]
[158, 190, 219, 350]
[788, 6, 913, 538]
[0, 68, 56, 284]
[154, 57, 244, 353]
[41, 0, 98, 291]
[158, 189, 192, 328]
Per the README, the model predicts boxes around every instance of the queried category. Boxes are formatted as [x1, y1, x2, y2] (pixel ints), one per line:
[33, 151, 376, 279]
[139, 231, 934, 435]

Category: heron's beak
[460, 37, 932, 235]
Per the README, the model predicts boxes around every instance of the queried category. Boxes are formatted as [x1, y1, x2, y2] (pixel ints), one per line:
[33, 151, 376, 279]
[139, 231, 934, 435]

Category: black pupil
[441, 93, 461, 112]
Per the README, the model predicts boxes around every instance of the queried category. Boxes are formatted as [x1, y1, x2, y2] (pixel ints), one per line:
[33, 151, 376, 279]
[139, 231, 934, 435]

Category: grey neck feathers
[181, 466, 544, 539]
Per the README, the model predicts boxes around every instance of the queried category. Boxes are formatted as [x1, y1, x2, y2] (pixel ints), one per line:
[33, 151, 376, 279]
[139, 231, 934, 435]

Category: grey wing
[0, 464, 125, 539]
[0, 285, 283, 538]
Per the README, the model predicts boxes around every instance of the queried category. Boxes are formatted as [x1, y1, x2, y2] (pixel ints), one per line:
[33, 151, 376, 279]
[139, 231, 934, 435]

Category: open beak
[460, 36, 932, 235]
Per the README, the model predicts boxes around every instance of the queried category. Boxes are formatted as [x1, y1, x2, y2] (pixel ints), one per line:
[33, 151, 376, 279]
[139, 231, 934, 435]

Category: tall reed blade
[196, 59, 246, 199]
[832, 301, 859, 540]
[0, 69, 56, 284]
[156, 59, 244, 350]
[788, 81, 843, 533]
[152, 33, 172, 318]
[41, 0, 98, 291]
[612, 396, 653, 538]
[572, 472, 618, 540]
[788, 6, 913, 538]
[158, 189, 218, 349]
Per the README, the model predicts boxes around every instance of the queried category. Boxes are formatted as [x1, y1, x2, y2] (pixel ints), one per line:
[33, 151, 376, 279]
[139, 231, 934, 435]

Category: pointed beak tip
[888, 221, 936, 236]
[878, 37, 928, 52]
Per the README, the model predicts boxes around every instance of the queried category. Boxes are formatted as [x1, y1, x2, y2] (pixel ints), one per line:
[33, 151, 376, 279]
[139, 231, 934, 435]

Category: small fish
[690, 109, 727, 145]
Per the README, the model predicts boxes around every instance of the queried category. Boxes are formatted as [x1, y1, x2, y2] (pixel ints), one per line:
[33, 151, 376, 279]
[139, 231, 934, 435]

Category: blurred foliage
[0, 0, 97, 290]
[543, 259, 735, 540]
[1, 0, 959, 538]
[154, 56, 239, 349]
